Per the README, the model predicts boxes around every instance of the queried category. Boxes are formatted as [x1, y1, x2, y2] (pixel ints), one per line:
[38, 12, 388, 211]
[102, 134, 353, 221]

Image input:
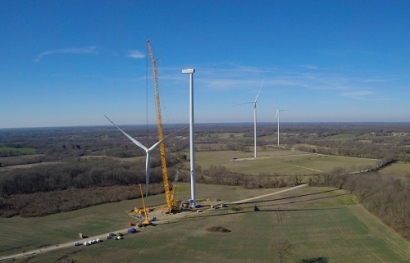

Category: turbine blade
[104, 114, 148, 152]
[233, 102, 254, 107]
[148, 140, 163, 152]
[273, 111, 278, 123]
[255, 86, 262, 102]
[147, 125, 188, 152]
[255, 80, 265, 102]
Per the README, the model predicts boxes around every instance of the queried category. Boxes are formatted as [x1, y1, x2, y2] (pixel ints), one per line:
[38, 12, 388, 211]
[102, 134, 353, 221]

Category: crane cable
[145, 43, 149, 141]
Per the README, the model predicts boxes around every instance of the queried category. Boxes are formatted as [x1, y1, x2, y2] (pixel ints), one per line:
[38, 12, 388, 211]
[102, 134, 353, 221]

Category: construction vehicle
[138, 184, 150, 226]
[133, 205, 152, 215]
[147, 40, 182, 213]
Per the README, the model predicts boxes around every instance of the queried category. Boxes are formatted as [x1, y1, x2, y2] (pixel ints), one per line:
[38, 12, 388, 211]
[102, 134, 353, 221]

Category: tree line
[0, 155, 183, 197]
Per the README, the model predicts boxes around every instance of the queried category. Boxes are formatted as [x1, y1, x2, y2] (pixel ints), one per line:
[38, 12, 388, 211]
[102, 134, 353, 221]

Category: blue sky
[1, 0, 410, 128]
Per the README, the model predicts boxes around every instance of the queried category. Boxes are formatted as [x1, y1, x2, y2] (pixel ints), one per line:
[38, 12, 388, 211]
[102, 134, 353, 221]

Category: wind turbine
[104, 115, 186, 198]
[237, 86, 262, 158]
[105, 115, 163, 198]
[273, 105, 287, 146]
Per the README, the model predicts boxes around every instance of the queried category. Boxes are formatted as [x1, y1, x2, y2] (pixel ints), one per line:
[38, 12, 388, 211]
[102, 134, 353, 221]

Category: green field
[192, 149, 378, 175]
[1, 184, 410, 262]
[0, 147, 37, 156]
[322, 133, 357, 140]
[378, 161, 410, 176]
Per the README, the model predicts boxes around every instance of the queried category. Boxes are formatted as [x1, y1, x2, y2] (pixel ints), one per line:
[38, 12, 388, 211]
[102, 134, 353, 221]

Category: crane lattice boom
[146, 40, 177, 212]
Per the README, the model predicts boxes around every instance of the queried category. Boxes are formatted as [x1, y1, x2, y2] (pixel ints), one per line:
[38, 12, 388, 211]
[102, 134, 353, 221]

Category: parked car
[128, 228, 137, 234]
[74, 242, 81, 246]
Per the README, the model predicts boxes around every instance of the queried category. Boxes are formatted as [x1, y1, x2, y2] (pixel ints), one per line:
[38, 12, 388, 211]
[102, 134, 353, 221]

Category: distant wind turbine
[237, 85, 262, 158]
[104, 114, 186, 198]
[273, 105, 288, 146]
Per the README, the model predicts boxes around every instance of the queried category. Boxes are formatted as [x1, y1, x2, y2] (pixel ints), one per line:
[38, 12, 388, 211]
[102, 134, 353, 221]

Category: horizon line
[2, 121, 410, 130]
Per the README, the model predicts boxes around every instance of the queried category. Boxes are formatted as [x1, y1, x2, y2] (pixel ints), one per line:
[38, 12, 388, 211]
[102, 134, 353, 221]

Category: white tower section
[253, 102, 257, 158]
[182, 68, 196, 207]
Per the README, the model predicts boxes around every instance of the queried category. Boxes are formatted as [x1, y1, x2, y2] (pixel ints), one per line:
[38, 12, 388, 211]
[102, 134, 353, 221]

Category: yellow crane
[146, 40, 181, 213]
[138, 184, 150, 226]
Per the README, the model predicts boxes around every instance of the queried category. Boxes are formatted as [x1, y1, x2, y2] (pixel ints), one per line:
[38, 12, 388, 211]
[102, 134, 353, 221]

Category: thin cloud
[158, 65, 392, 101]
[126, 50, 145, 59]
[341, 90, 373, 99]
[35, 46, 97, 62]
[299, 64, 318, 70]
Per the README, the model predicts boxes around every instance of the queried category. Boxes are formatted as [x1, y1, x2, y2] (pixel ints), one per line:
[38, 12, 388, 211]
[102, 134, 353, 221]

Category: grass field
[378, 161, 410, 176]
[1, 184, 410, 262]
[322, 134, 357, 140]
[191, 149, 378, 175]
[0, 154, 44, 169]
[0, 147, 37, 156]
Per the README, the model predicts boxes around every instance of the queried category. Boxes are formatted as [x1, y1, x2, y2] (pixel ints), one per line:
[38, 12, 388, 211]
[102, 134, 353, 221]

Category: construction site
[115, 40, 199, 227]
[2, 41, 410, 263]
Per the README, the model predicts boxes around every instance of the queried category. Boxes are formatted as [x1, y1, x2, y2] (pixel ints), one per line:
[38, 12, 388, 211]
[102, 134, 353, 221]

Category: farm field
[0, 147, 37, 156]
[192, 149, 378, 175]
[1, 184, 410, 262]
[0, 149, 378, 176]
[0, 154, 45, 168]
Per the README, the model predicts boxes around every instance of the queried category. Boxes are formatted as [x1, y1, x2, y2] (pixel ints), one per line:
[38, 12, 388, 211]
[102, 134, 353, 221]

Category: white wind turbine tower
[273, 105, 287, 146]
[238, 86, 262, 158]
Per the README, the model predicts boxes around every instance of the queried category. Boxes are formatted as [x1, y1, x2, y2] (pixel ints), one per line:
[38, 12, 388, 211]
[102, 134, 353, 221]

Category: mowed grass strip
[2, 185, 410, 262]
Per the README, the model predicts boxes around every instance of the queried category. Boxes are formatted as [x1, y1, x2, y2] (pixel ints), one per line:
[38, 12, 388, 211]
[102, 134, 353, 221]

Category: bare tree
[273, 238, 292, 263]
[276, 208, 284, 223]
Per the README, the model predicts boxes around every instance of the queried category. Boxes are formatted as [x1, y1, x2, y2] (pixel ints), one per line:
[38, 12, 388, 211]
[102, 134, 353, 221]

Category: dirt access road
[0, 184, 306, 262]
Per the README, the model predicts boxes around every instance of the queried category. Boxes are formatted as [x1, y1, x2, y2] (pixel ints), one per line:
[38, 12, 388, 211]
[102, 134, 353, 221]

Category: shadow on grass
[159, 188, 347, 225]
[226, 190, 350, 211]
[251, 193, 350, 209]
[163, 206, 341, 225]
[230, 188, 338, 206]
[55, 249, 84, 262]
[300, 257, 328, 263]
